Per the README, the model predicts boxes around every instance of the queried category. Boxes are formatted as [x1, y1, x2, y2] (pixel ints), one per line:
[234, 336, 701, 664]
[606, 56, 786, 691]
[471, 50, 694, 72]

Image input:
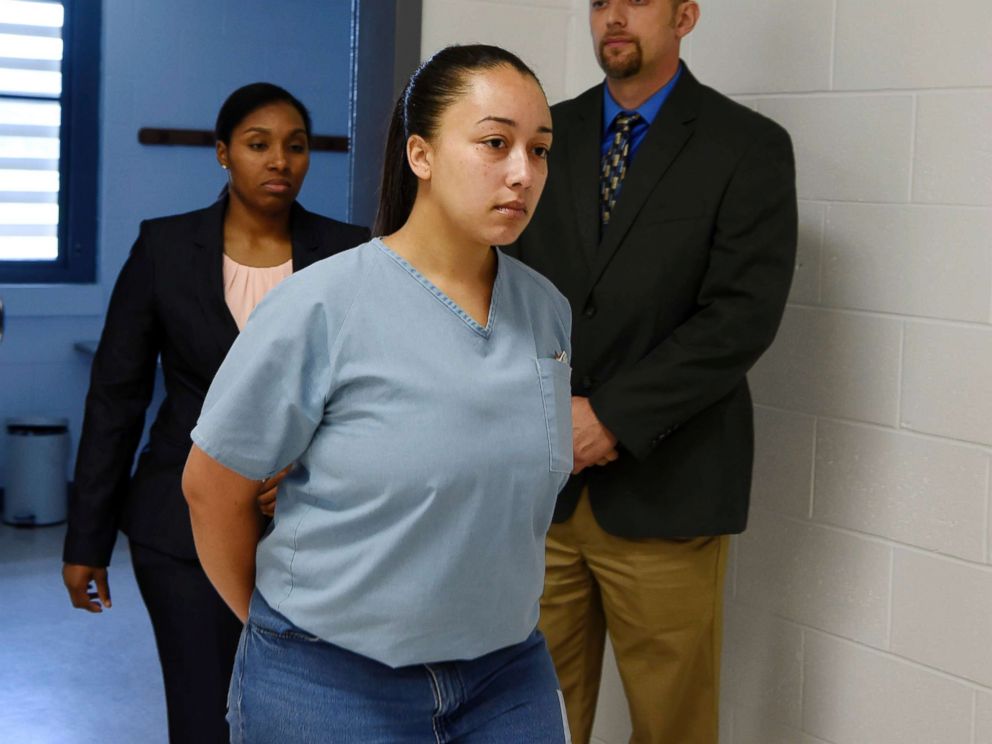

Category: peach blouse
[222, 254, 293, 331]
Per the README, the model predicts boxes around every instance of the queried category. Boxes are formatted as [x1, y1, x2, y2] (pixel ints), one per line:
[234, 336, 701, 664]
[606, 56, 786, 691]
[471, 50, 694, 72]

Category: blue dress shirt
[601, 63, 683, 160]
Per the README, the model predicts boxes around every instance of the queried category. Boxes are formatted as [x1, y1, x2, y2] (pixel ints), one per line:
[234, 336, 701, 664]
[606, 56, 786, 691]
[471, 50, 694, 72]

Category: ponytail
[372, 92, 418, 236]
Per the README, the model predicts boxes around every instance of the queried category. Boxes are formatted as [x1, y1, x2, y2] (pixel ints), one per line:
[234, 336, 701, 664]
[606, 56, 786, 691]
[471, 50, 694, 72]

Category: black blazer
[510, 66, 797, 538]
[63, 199, 370, 566]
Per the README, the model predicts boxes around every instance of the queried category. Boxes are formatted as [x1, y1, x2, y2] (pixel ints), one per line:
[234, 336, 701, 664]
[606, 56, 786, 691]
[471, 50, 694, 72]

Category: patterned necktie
[600, 112, 641, 227]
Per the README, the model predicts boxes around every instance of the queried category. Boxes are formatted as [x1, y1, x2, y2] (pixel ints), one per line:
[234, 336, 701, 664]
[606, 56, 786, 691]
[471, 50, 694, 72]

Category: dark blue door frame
[349, 0, 423, 231]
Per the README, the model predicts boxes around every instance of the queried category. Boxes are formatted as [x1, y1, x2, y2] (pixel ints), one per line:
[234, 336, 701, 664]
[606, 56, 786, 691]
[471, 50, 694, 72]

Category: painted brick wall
[422, 1, 992, 742]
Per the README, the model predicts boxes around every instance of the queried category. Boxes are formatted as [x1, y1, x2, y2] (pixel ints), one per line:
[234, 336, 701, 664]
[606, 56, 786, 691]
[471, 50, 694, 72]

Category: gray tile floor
[0, 522, 168, 744]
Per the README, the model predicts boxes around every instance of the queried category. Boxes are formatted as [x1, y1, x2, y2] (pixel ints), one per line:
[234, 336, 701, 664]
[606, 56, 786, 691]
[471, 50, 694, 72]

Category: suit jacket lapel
[564, 86, 604, 266]
[191, 198, 240, 358]
[588, 67, 701, 291]
[289, 202, 320, 271]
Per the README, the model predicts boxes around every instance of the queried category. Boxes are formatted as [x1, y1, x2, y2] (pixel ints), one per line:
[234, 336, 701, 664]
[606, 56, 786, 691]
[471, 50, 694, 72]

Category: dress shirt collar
[602, 62, 683, 132]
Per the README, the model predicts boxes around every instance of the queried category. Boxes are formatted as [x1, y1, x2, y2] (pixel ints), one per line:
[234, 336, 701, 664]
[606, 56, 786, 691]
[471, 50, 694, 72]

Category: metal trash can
[3, 417, 70, 526]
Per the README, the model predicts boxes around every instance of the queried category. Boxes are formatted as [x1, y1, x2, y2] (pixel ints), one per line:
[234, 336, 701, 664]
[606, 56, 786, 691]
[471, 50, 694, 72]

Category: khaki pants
[539, 490, 729, 744]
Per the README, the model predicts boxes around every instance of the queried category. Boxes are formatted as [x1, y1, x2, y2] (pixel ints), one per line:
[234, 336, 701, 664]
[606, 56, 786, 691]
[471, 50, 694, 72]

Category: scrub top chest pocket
[536, 356, 573, 474]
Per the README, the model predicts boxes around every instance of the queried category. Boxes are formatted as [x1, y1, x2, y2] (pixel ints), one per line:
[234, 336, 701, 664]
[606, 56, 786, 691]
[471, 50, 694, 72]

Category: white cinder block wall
[421, 1, 992, 743]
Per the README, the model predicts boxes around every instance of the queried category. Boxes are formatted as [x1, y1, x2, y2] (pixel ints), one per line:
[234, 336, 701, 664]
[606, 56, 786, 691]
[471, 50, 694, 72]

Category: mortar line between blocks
[753, 505, 992, 571]
[828, 0, 838, 91]
[908, 93, 918, 202]
[985, 458, 991, 565]
[988, 254, 992, 325]
[798, 199, 992, 210]
[752, 405, 992, 456]
[798, 628, 808, 735]
[786, 302, 992, 331]
[563, 12, 578, 98]
[808, 417, 817, 520]
[745, 85, 988, 98]
[885, 546, 894, 651]
[896, 321, 905, 429]
[816, 204, 826, 304]
[787, 623, 992, 694]
[973, 689, 979, 744]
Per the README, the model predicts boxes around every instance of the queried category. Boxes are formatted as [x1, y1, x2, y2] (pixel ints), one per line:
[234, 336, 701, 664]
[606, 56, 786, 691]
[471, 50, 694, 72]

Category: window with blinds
[0, 0, 99, 283]
[0, 0, 63, 262]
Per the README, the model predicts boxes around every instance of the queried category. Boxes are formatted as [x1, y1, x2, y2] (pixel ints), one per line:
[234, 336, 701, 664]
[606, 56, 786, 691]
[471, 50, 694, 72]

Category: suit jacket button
[583, 304, 597, 319]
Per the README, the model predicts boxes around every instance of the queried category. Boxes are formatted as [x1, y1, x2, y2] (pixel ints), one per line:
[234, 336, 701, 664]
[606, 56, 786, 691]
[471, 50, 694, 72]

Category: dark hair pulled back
[373, 45, 541, 236]
[215, 82, 312, 146]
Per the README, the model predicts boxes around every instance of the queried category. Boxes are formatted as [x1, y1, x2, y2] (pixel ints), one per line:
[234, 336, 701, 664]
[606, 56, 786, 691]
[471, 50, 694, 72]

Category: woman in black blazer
[61, 83, 369, 743]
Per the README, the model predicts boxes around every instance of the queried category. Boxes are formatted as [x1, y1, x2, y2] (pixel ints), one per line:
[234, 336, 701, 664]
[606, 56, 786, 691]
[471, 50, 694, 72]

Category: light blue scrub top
[192, 239, 573, 667]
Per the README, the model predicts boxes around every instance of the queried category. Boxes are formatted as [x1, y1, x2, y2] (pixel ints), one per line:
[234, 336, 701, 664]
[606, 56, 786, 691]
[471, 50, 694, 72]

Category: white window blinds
[0, 0, 64, 261]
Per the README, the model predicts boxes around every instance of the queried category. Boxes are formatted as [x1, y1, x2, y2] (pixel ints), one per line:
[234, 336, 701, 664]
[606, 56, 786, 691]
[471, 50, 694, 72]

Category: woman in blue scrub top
[183, 45, 573, 743]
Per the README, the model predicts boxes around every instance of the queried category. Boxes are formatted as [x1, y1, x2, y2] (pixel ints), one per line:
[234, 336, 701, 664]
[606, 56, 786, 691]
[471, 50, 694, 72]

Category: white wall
[422, 1, 992, 743]
[699, 2, 992, 742]
[421, 0, 601, 103]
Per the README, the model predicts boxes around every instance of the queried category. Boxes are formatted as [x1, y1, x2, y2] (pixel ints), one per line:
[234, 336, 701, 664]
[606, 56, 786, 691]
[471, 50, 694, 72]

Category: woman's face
[217, 101, 310, 215]
[415, 65, 553, 248]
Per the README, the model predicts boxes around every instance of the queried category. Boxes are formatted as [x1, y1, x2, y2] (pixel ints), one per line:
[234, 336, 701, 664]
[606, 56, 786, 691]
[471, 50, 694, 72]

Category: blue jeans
[228, 592, 571, 743]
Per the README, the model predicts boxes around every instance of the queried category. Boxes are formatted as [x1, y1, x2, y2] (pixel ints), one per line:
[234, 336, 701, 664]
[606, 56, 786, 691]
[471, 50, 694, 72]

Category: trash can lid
[6, 416, 69, 431]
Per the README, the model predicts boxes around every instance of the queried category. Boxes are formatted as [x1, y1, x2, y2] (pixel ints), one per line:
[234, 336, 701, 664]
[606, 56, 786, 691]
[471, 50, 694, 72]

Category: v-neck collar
[375, 239, 501, 339]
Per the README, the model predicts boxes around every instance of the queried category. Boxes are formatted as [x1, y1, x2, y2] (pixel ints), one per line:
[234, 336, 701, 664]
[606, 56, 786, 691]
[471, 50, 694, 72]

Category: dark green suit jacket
[509, 65, 797, 538]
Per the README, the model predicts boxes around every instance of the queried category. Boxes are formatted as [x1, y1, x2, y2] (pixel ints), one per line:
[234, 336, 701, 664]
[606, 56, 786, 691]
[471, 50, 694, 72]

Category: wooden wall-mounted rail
[138, 127, 349, 152]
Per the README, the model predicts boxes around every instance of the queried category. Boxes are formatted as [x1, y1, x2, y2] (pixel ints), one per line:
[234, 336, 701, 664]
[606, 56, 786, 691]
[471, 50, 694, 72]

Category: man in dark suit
[510, 1, 797, 741]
